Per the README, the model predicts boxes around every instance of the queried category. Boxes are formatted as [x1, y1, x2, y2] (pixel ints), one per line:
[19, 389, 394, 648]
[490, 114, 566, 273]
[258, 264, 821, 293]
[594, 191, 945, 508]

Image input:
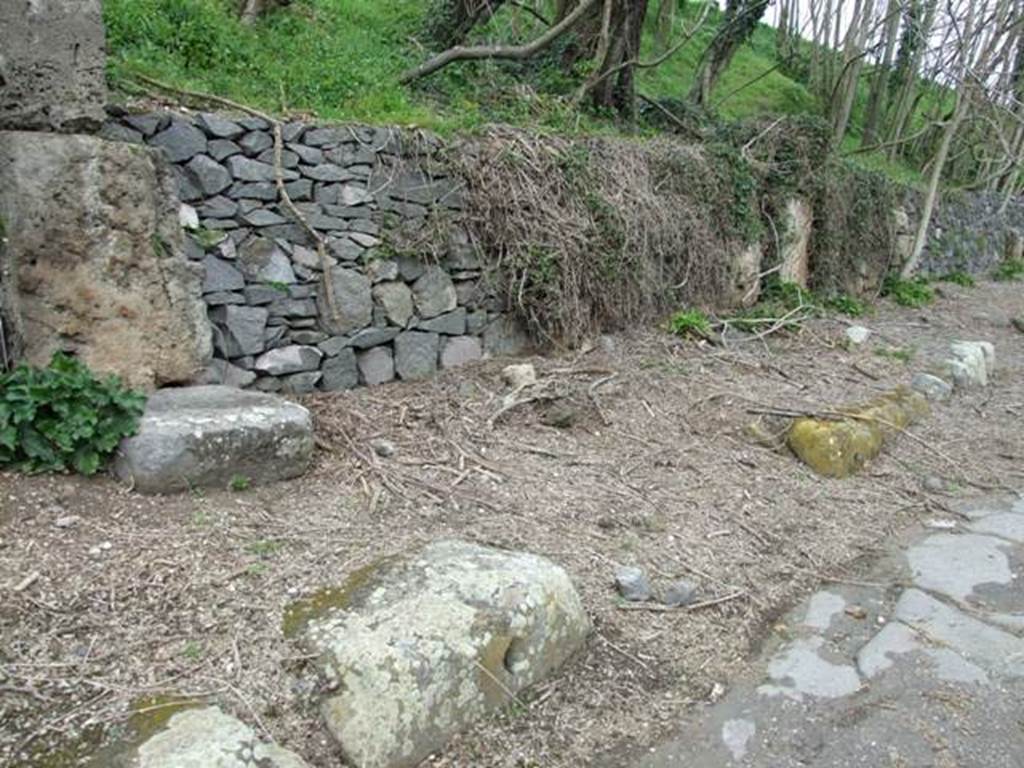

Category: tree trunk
[655, 0, 677, 50]
[688, 0, 770, 109]
[239, 0, 289, 24]
[575, 0, 650, 115]
[903, 94, 967, 277]
[428, 0, 510, 47]
[861, 0, 901, 147]
[830, 0, 871, 144]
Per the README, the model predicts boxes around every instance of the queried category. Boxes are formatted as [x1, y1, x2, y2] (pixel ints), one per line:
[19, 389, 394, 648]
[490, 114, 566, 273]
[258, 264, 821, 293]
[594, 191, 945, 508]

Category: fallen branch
[616, 590, 746, 613]
[400, 0, 599, 83]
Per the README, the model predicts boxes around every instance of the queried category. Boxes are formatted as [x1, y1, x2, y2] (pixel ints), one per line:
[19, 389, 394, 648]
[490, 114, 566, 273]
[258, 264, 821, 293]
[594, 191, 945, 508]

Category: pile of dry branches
[451, 127, 753, 347]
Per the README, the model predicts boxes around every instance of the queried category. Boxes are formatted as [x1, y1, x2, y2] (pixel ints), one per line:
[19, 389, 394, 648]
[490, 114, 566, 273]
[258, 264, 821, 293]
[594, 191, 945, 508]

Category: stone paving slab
[635, 492, 1024, 768]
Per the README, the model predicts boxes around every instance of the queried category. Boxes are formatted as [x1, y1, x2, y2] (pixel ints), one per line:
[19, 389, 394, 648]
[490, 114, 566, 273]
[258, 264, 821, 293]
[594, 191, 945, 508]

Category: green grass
[882, 275, 935, 307]
[940, 270, 975, 287]
[667, 308, 712, 337]
[103, 0, 930, 183]
[993, 258, 1024, 282]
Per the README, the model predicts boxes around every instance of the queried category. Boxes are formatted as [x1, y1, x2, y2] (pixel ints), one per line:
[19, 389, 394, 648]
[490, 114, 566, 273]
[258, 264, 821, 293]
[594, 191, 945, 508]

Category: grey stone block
[357, 346, 395, 386]
[196, 112, 244, 139]
[150, 120, 207, 163]
[227, 181, 278, 201]
[203, 256, 245, 294]
[185, 155, 232, 196]
[238, 237, 297, 284]
[113, 386, 313, 494]
[125, 114, 165, 137]
[284, 178, 313, 201]
[318, 267, 373, 334]
[320, 349, 359, 391]
[254, 345, 323, 375]
[301, 164, 351, 182]
[418, 308, 466, 335]
[203, 291, 245, 306]
[210, 305, 268, 357]
[227, 155, 298, 182]
[258, 148, 299, 168]
[281, 371, 322, 394]
[238, 132, 272, 156]
[209, 139, 242, 161]
[412, 266, 457, 319]
[100, 122, 144, 144]
[440, 336, 482, 369]
[240, 208, 289, 227]
[349, 327, 401, 349]
[394, 331, 439, 380]
[288, 143, 323, 164]
[199, 196, 239, 219]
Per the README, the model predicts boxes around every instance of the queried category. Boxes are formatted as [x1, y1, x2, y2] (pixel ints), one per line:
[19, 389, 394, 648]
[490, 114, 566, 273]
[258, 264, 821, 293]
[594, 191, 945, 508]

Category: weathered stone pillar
[0, 0, 108, 132]
[0, 132, 212, 389]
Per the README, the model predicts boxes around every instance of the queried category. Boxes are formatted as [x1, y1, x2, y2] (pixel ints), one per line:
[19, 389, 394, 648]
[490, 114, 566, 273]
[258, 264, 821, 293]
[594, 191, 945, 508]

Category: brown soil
[1, 281, 1021, 767]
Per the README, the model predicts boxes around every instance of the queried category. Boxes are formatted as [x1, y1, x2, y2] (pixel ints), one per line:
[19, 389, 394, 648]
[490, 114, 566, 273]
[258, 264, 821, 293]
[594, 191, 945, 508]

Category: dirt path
[1, 281, 1021, 767]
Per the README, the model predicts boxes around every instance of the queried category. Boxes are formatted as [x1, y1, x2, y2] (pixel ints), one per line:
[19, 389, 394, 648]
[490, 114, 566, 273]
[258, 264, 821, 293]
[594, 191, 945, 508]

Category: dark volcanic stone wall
[104, 110, 528, 394]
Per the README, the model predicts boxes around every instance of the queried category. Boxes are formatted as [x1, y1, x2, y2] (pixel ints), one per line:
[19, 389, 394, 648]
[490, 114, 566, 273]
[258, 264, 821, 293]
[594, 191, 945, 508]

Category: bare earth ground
[1, 281, 1021, 768]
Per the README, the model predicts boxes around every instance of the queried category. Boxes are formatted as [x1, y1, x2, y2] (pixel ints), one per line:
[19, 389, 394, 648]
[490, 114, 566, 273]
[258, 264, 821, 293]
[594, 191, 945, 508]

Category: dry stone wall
[914, 191, 1024, 277]
[104, 110, 527, 394]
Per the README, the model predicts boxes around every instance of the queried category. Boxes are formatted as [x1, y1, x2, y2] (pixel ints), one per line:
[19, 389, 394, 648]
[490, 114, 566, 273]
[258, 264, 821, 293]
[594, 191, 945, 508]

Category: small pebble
[53, 515, 82, 529]
[845, 325, 871, 345]
[615, 565, 652, 602]
[88, 546, 102, 558]
[663, 579, 698, 607]
[370, 438, 396, 458]
[921, 475, 945, 493]
[99, 541, 112, 551]
[502, 363, 537, 389]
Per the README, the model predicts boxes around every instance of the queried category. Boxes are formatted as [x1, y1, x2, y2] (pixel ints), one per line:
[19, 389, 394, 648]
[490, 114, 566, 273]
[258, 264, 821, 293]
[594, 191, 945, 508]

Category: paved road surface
[638, 494, 1024, 768]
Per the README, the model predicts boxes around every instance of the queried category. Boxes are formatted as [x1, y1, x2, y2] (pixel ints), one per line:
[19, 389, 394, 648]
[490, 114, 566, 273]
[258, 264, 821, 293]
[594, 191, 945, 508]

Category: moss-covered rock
[299, 540, 590, 768]
[787, 388, 929, 478]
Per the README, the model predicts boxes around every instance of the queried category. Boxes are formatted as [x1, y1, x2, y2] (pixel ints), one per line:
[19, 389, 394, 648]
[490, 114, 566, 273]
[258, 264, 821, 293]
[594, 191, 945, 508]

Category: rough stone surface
[412, 266, 457, 319]
[0, 0, 107, 132]
[357, 347, 395, 386]
[778, 198, 812, 288]
[300, 540, 590, 768]
[615, 566, 652, 602]
[255, 345, 323, 375]
[211, 305, 268, 357]
[440, 336, 483, 369]
[372, 282, 414, 327]
[320, 349, 359, 391]
[844, 326, 871, 345]
[319, 268, 373, 334]
[0, 131, 211, 389]
[911, 372, 953, 402]
[114, 386, 314, 494]
[238, 237, 297, 284]
[150, 121, 208, 164]
[116, 706, 310, 767]
[394, 331, 439, 380]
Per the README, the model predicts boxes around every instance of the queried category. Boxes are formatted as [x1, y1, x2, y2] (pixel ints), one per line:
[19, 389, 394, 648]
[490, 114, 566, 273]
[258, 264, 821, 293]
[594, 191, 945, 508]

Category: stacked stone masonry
[104, 110, 526, 394]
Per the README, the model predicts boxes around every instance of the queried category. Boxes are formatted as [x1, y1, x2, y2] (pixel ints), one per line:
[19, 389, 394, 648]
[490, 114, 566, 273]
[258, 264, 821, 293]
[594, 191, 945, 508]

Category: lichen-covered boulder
[298, 540, 590, 768]
[114, 386, 313, 494]
[113, 706, 309, 767]
[945, 340, 995, 388]
[787, 387, 929, 477]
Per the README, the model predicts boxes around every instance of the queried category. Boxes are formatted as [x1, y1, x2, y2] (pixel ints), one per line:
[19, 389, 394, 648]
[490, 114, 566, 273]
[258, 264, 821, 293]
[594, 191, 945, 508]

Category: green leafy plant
[882, 275, 934, 308]
[874, 345, 915, 364]
[229, 473, 251, 491]
[823, 293, 867, 317]
[940, 270, 975, 287]
[0, 353, 146, 474]
[667, 308, 712, 338]
[993, 258, 1024, 282]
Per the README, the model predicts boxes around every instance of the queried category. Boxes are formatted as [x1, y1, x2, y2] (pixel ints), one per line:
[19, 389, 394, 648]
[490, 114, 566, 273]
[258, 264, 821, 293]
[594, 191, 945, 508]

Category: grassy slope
[105, 0, 923, 183]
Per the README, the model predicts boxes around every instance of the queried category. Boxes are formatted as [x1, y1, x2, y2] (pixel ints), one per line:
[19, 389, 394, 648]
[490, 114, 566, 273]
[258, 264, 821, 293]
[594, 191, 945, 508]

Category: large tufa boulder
[114, 386, 314, 494]
[0, 0, 107, 132]
[0, 132, 211, 390]
[297, 540, 590, 768]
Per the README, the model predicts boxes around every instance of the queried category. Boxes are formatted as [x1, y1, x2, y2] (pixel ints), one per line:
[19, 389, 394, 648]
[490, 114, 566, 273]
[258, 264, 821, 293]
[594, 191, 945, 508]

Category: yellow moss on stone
[787, 387, 930, 478]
